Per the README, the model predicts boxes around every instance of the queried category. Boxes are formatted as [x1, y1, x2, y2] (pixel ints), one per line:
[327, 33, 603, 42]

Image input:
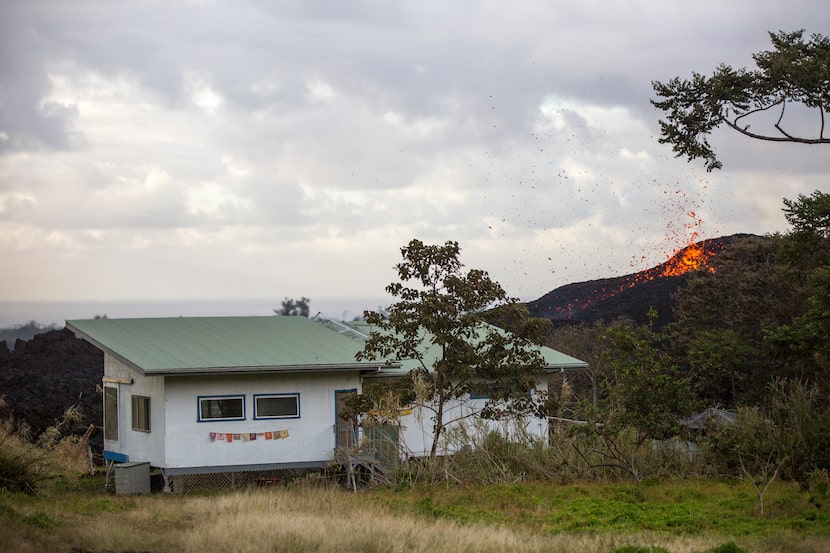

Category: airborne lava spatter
[537, 236, 727, 321]
[554, 189, 720, 319]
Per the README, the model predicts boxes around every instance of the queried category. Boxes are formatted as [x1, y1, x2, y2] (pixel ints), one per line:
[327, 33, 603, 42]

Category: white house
[343, 320, 589, 458]
[66, 315, 587, 491]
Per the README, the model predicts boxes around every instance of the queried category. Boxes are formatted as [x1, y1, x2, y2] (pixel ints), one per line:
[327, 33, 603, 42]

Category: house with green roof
[66, 315, 587, 491]
[345, 319, 589, 459]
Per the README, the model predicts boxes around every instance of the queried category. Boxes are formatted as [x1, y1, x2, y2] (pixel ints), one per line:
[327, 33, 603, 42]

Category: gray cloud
[0, 0, 827, 305]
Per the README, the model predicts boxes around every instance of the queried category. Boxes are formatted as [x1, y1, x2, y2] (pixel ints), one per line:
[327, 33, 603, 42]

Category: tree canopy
[357, 239, 552, 457]
[274, 297, 311, 317]
[767, 190, 830, 382]
[652, 30, 830, 171]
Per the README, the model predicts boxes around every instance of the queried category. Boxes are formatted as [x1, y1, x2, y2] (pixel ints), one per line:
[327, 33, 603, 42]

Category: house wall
[391, 377, 549, 457]
[103, 355, 166, 465]
[162, 372, 361, 470]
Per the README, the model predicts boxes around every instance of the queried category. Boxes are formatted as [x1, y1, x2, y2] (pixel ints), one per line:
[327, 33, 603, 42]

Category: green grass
[368, 478, 830, 537]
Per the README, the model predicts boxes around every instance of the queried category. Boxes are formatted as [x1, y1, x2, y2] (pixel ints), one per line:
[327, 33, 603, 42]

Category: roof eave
[148, 363, 399, 377]
[543, 363, 589, 373]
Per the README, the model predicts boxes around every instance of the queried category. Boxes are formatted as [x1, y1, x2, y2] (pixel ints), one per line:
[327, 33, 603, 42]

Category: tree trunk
[430, 386, 446, 458]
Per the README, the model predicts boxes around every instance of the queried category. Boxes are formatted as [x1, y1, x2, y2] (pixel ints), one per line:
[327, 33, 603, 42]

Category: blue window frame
[470, 382, 496, 400]
[198, 395, 245, 422]
[254, 393, 300, 420]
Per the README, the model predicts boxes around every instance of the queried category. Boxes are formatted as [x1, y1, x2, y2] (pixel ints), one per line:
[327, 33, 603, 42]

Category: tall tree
[779, 190, 830, 271]
[767, 190, 830, 383]
[652, 30, 830, 171]
[569, 313, 695, 482]
[357, 239, 551, 458]
[599, 311, 694, 445]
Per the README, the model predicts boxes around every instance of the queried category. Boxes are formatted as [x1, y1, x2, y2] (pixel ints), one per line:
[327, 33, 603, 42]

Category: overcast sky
[1, 1, 828, 318]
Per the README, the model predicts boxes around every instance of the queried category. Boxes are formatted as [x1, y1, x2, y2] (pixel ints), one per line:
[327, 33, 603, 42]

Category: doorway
[334, 389, 357, 449]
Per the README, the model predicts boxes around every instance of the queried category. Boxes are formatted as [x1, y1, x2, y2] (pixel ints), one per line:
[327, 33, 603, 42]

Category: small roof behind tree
[343, 320, 588, 377]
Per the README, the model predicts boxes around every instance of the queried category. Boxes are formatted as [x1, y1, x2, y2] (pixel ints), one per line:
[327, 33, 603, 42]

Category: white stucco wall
[103, 354, 165, 465]
[389, 377, 550, 457]
[162, 372, 361, 470]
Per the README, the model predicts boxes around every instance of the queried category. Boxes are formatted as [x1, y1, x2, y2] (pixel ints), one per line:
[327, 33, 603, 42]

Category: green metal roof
[66, 316, 395, 376]
[343, 320, 588, 376]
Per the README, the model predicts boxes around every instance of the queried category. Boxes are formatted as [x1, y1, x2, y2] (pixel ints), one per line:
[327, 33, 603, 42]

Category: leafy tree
[357, 239, 552, 458]
[767, 190, 830, 383]
[768, 379, 830, 501]
[706, 379, 830, 514]
[274, 297, 311, 317]
[670, 195, 830, 405]
[708, 405, 786, 517]
[570, 312, 695, 482]
[599, 311, 694, 444]
[779, 190, 830, 270]
[652, 30, 830, 171]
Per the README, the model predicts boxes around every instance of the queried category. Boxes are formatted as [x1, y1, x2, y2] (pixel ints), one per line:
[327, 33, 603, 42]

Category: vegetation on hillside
[540, 190, 830, 504]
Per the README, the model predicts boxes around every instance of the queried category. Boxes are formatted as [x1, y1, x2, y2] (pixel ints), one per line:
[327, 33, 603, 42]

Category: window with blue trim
[470, 382, 496, 400]
[198, 395, 245, 422]
[254, 393, 300, 419]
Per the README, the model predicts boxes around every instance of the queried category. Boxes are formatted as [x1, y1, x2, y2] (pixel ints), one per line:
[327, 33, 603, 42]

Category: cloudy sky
[1, 1, 828, 319]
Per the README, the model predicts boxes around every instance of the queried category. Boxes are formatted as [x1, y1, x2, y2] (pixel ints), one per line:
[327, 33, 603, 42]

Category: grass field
[1, 475, 828, 553]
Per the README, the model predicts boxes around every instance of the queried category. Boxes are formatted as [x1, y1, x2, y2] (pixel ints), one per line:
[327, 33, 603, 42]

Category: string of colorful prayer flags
[209, 430, 289, 442]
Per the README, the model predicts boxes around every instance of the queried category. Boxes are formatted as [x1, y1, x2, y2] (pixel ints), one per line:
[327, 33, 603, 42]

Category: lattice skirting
[168, 466, 334, 494]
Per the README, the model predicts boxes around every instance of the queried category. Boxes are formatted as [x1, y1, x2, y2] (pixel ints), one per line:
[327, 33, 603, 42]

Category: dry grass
[1, 480, 828, 553]
[62, 487, 555, 553]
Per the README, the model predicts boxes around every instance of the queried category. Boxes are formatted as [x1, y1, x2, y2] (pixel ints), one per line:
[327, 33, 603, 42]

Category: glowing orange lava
[660, 234, 717, 277]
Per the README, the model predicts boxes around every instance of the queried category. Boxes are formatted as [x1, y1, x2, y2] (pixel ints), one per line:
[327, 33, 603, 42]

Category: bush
[0, 399, 89, 493]
[385, 416, 707, 489]
[704, 543, 747, 553]
[0, 416, 48, 494]
[389, 421, 561, 487]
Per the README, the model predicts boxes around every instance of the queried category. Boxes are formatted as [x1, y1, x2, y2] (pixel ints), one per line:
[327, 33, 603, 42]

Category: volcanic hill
[526, 234, 753, 329]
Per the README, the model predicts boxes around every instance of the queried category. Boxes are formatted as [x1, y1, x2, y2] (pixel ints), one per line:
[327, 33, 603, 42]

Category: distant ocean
[0, 297, 389, 329]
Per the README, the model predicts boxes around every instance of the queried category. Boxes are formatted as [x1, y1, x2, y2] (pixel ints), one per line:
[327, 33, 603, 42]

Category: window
[470, 380, 532, 400]
[131, 395, 151, 432]
[254, 393, 300, 419]
[104, 386, 119, 440]
[198, 395, 245, 422]
[470, 382, 495, 400]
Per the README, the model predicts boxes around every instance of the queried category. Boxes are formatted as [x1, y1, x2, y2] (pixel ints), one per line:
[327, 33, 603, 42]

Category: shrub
[0, 416, 48, 493]
[704, 543, 747, 553]
[0, 398, 90, 493]
[387, 420, 561, 488]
